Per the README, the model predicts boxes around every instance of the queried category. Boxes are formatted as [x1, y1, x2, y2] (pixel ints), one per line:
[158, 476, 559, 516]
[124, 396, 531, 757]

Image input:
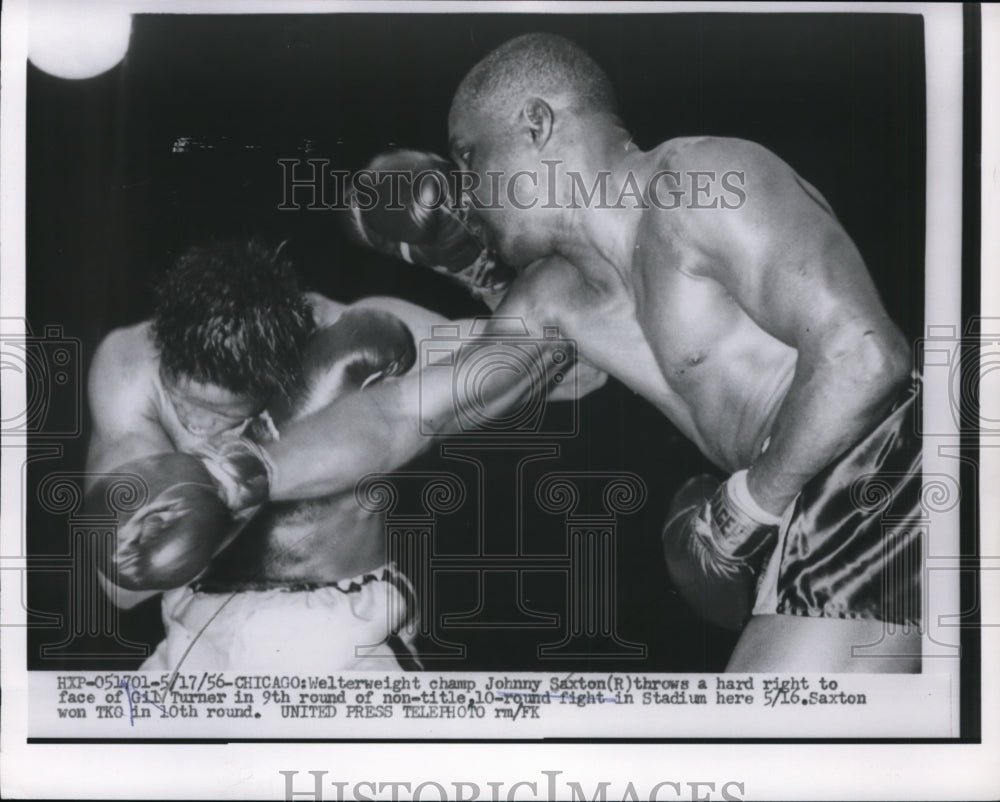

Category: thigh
[726, 615, 921, 673]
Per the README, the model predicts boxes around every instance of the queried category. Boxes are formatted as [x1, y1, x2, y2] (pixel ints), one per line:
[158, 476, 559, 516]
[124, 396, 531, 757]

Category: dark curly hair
[152, 238, 316, 401]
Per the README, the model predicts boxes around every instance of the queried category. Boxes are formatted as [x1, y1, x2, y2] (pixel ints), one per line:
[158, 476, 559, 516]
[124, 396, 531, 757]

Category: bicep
[493, 257, 576, 334]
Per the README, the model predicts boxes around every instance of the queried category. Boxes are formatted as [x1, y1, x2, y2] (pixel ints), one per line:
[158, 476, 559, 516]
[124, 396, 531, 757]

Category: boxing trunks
[140, 564, 421, 671]
[752, 378, 921, 626]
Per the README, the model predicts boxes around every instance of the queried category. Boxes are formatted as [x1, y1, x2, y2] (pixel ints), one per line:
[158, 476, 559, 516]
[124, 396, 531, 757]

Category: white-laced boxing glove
[661, 470, 781, 631]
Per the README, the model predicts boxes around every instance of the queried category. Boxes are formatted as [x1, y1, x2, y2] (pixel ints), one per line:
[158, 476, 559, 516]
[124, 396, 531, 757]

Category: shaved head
[447, 34, 625, 269]
[450, 33, 617, 126]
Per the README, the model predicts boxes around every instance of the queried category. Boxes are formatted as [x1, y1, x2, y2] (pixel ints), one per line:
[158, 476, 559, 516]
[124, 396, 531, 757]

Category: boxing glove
[201, 306, 418, 502]
[263, 307, 417, 433]
[662, 470, 780, 631]
[86, 452, 234, 591]
[344, 149, 515, 307]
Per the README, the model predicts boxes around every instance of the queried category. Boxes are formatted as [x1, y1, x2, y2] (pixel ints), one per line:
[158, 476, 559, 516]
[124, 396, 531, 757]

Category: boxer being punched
[85, 238, 445, 669]
[437, 33, 921, 672]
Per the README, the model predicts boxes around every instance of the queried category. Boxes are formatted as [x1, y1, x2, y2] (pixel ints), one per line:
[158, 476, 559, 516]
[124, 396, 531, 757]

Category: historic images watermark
[276, 159, 748, 213]
[279, 769, 747, 801]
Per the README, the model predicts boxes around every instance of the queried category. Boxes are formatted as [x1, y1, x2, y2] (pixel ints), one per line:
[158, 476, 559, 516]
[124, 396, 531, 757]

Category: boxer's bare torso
[488, 135, 917, 669]
[510, 137, 810, 473]
[540, 235, 797, 474]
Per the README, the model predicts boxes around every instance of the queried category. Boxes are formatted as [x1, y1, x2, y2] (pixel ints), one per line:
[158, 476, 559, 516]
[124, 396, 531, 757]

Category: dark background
[26, 12, 925, 671]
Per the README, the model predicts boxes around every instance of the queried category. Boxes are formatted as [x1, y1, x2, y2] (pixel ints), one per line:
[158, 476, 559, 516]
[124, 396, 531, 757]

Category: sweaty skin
[86, 292, 448, 605]
[446, 130, 910, 492]
[220, 132, 914, 669]
[445, 105, 915, 670]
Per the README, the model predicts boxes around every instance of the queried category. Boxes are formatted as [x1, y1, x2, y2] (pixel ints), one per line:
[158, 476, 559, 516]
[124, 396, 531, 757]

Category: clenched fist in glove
[86, 452, 238, 591]
[662, 470, 781, 631]
[344, 149, 515, 308]
[250, 305, 417, 443]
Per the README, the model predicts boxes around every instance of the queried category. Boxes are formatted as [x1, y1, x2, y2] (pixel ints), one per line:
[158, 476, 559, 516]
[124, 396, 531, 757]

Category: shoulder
[645, 137, 836, 265]
[90, 322, 157, 385]
[650, 136, 815, 221]
[655, 135, 787, 175]
[648, 137, 791, 216]
[496, 256, 584, 323]
[88, 322, 161, 422]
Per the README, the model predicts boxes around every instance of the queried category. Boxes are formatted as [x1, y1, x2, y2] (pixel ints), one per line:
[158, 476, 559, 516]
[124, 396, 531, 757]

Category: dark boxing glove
[86, 452, 234, 591]
[662, 470, 781, 631]
[344, 149, 514, 307]
[252, 306, 417, 440]
[190, 308, 417, 509]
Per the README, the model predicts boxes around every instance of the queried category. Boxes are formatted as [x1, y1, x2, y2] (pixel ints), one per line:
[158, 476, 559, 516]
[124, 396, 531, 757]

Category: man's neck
[553, 140, 653, 288]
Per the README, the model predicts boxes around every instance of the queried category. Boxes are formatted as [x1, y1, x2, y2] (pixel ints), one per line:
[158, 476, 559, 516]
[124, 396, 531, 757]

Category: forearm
[747, 321, 911, 515]
[264, 321, 558, 501]
[265, 379, 425, 501]
[85, 425, 175, 487]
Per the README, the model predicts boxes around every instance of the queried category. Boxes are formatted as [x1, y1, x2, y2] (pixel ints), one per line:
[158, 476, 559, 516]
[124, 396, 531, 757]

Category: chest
[552, 271, 697, 437]
[556, 253, 742, 394]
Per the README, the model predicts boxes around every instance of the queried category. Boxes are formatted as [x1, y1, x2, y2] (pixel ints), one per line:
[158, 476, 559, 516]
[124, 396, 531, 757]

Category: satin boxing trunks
[753, 379, 922, 626]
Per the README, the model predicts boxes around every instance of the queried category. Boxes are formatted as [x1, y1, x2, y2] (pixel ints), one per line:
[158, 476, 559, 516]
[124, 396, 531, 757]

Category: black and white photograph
[1, 1, 996, 799]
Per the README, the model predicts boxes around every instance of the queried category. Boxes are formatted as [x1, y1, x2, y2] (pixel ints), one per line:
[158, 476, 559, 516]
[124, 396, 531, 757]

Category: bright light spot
[28, 2, 132, 80]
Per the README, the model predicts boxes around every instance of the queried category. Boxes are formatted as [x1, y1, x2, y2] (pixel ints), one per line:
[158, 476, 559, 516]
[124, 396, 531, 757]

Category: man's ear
[521, 97, 554, 150]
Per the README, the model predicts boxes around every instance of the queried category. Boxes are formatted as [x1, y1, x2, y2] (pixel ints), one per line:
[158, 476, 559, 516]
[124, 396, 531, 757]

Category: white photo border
[1, 1, 997, 799]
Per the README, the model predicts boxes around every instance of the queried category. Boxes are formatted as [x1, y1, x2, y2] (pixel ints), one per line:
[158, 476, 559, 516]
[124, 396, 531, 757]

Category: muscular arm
[348, 284, 607, 403]
[673, 138, 910, 515]
[263, 263, 573, 500]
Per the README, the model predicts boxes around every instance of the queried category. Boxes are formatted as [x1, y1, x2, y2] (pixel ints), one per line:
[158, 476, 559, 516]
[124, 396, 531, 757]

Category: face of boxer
[161, 371, 261, 440]
[151, 238, 316, 440]
[449, 106, 561, 269]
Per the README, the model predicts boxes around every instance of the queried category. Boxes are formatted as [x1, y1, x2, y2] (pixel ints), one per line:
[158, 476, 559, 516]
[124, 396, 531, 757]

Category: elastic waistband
[189, 564, 399, 595]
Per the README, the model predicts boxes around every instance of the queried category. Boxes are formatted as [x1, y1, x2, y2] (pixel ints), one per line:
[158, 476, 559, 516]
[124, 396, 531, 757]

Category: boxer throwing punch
[436, 33, 921, 672]
[81, 204, 582, 668]
[112, 28, 923, 671]
[317, 35, 925, 672]
[181, 35, 919, 671]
